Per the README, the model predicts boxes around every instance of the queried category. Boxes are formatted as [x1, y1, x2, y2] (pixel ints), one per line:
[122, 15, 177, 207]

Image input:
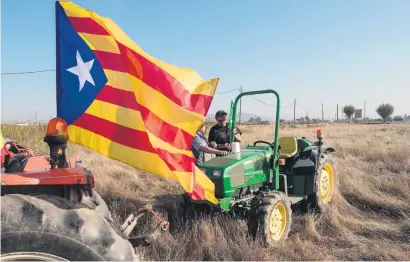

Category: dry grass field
[2, 122, 410, 261]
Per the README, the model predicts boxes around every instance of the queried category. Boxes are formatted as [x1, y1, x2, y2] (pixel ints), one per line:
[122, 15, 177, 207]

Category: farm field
[1, 122, 410, 261]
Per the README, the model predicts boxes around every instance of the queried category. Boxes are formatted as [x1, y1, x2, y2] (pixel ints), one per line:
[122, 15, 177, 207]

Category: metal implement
[120, 204, 170, 247]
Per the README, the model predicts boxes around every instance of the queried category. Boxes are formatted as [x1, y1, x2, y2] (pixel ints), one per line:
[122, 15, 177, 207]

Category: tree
[342, 105, 355, 122]
[376, 103, 394, 122]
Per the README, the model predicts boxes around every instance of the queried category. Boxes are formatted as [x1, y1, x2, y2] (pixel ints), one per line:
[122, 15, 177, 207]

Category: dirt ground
[2, 122, 410, 260]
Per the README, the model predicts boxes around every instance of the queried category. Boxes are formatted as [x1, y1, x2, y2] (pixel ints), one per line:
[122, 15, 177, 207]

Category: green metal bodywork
[194, 89, 331, 212]
[199, 146, 273, 208]
[197, 141, 315, 211]
[198, 146, 272, 211]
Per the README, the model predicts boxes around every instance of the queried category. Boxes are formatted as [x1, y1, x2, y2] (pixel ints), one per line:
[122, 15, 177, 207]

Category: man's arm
[201, 145, 228, 155]
[233, 127, 242, 143]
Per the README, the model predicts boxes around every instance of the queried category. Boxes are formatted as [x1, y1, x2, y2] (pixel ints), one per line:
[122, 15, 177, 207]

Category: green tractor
[180, 89, 336, 246]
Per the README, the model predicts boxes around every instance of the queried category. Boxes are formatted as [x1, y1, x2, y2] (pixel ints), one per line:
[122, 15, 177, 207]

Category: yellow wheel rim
[319, 163, 334, 203]
[269, 203, 287, 241]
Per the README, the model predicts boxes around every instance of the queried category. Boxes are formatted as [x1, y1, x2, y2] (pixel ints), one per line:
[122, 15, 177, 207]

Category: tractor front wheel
[248, 191, 292, 247]
[1, 194, 137, 261]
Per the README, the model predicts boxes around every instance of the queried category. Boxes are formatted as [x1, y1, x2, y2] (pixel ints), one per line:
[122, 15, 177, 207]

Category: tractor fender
[321, 145, 336, 153]
[317, 145, 335, 163]
[74, 160, 113, 222]
[300, 145, 335, 161]
[80, 189, 113, 222]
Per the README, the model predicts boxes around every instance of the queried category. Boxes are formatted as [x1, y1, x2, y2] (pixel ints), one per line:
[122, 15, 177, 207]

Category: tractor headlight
[212, 170, 222, 177]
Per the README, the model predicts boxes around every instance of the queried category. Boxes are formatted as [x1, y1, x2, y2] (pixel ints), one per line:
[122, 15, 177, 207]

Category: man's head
[215, 110, 228, 127]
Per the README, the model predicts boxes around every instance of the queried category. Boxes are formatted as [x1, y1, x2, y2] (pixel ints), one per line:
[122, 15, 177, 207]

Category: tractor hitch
[120, 204, 169, 247]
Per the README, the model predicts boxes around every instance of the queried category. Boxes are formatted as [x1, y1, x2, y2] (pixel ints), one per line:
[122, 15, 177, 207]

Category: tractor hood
[199, 147, 272, 169]
[197, 146, 274, 199]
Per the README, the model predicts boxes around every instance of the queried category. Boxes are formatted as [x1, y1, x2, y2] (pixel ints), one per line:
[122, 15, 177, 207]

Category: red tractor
[1, 118, 169, 261]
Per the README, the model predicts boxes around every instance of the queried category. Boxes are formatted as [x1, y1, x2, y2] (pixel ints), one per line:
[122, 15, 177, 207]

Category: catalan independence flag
[0, 132, 4, 149]
[56, 1, 220, 204]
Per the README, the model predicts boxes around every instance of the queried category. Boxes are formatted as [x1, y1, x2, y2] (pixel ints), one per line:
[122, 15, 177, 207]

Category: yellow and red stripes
[95, 86, 194, 150]
[0, 132, 4, 148]
[59, 1, 219, 204]
[59, 1, 217, 96]
[72, 113, 195, 172]
[68, 17, 110, 35]
[67, 17, 214, 117]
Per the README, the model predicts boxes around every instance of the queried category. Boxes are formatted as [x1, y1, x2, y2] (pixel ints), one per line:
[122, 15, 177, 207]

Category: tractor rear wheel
[309, 151, 336, 212]
[248, 191, 292, 247]
[1, 194, 137, 261]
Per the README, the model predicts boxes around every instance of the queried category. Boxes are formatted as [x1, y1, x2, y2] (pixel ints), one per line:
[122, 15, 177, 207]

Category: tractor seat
[278, 136, 298, 158]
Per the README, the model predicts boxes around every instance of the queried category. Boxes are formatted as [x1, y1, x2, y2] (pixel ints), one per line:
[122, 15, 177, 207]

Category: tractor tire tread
[1, 194, 137, 261]
[250, 191, 292, 247]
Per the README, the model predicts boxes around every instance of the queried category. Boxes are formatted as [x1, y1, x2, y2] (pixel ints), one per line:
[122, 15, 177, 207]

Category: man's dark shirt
[208, 124, 242, 151]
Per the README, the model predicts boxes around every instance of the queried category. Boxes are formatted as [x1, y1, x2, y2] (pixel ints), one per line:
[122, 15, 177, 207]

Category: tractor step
[287, 196, 305, 204]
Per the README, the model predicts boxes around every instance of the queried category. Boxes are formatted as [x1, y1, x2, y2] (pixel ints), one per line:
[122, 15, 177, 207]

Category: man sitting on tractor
[208, 110, 242, 152]
[192, 121, 228, 165]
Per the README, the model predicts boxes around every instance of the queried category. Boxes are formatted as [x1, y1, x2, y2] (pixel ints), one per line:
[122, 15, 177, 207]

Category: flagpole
[55, 1, 61, 117]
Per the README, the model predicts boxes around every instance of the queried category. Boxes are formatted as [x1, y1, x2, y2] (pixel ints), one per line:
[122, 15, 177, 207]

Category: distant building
[393, 115, 404, 121]
[354, 109, 363, 119]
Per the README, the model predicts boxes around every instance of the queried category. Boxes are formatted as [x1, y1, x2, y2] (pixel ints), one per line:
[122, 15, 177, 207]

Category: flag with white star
[56, 1, 220, 205]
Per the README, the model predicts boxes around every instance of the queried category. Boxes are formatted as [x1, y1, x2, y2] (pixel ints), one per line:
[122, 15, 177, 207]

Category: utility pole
[321, 103, 324, 122]
[293, 99, 296, 123]
[239, 86, 243, 125]
[337, 104, 339, 122]
[364, 101, 367, 119]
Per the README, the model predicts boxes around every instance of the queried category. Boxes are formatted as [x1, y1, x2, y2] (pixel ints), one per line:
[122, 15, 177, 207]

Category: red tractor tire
[1, 194, 137, 261]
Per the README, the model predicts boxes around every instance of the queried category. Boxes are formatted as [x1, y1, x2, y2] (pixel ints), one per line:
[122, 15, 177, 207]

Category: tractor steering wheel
[253, 140, 275, 149]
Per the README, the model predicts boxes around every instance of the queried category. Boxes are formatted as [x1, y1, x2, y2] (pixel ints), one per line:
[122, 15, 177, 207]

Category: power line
[250, 95, 276, 108]
[296, 104, 308, 110]
[250, 94, 292, 107]
[215, 88, 240, 95]
[1, 69, 289, 108]
[1, 69, 55, 75]
[241, 87, 291, 107]
[3, 68, 241, 95]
